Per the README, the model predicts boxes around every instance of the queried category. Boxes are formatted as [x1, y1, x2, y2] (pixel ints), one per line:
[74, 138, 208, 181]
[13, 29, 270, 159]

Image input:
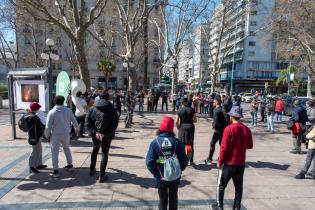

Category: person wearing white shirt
[73, 91, 88, 137]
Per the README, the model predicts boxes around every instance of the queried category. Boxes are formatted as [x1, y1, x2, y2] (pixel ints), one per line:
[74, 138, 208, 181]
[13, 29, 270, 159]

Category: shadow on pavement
[70, 139, 92, 147]
[107, 168, 190, 189]
[246, 161, 290, 170]
[192, 163, 212, 171]
[114, 136, 134, 141]
[17, 167, 96, 191]
[109, 153, 144, 159]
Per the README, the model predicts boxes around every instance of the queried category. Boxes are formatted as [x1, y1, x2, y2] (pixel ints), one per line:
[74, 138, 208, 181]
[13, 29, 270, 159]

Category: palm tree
[276, 65, 296, 86]
[276, 65, 297, 95]
[97, 58, 116, 89]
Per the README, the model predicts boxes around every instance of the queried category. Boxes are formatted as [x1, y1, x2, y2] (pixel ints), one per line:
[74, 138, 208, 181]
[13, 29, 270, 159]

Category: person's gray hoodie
[45, 105, 78, 138]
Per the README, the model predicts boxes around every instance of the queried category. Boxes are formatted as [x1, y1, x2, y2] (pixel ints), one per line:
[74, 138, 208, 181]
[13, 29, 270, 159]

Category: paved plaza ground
[0, 103, 314, 210]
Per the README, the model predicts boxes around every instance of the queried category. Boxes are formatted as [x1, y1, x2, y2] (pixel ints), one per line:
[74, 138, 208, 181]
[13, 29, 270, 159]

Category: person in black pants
[85, 92, 119, 183]
[161, 91, 168, 112]
[212, 106, 253, 210]
[209, 93, 216, 118]
[153, 91, 160, 111]
[146, 116, 188, 210]
[205, 98, 227, 165]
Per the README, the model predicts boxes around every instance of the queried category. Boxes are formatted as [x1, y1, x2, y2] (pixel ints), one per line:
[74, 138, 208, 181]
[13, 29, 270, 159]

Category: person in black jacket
[209, 93, 216, 118]
[85, 92, 119, 182]
[112, 91, 122, 117]
[27, 102, 47, 173]
[205, 97, 228, 165]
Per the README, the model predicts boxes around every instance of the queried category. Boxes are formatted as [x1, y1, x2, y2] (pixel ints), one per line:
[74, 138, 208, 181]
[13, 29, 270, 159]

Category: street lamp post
[41, 38, 59, 110]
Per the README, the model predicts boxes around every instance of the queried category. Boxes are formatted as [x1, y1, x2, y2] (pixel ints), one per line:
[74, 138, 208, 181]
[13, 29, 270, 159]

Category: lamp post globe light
[41, 38, 59, 110]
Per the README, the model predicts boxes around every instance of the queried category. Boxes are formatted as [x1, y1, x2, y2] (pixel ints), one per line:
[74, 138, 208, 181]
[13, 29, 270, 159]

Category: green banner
[56, 71, 71, 105]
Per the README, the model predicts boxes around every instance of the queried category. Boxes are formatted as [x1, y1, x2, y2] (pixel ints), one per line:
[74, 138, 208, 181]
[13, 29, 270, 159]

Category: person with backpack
[176, 97, 197, 165]
[24, 102, 47, 173]
[205, 97, 228, 165]
[291, 100, 308, 154]
[212, 106, 253, 210]
[85, 92, 119, 183]
[45, 96, 79, 178]
[146, 116, 188, 210]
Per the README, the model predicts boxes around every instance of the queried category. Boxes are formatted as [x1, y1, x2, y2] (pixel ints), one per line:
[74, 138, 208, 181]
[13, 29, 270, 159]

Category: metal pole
[126, 62, 129, 91]
[9, 74, 16, 139]
[48, 47, 53, 110]
[288, 61, 291, 96]
[230, 21, 238, 96]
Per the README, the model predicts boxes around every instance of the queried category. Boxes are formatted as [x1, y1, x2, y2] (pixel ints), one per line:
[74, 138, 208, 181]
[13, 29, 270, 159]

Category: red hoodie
[218, 122, 253, 167]
[275, 100, 285, 112]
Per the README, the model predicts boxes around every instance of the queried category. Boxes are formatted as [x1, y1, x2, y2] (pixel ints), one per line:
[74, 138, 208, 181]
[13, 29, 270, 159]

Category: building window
[249, 31, 256, 36]
[249, 41, 256, 46]
[250, 11, 257, 16]
[248, 51, 255, 56]
[250, 21, 257, 26]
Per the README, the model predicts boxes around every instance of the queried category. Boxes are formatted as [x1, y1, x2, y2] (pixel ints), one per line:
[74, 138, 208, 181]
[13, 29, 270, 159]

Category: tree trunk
[307, 74, 313, 98]
[171, 68, 176, 95]
[129, 68, 137, 90]
[74, 42, 91, 89]
[210, 73, 217, 93]
[143, 15, 149, 93]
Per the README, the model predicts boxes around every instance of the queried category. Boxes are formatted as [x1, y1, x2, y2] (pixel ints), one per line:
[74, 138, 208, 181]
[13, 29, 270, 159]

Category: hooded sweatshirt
[87, 99, 119, 140]
[45, 105, 78, 138]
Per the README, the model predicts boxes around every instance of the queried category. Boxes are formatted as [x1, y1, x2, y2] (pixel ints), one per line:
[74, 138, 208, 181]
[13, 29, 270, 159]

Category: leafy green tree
[97, 58, 116, 89]
[276, 65, 296, 86]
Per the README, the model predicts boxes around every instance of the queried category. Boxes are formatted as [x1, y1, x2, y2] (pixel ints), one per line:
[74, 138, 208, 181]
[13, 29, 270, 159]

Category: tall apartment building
[192, 25, 210, 87]
[208, 0, 282, 91]
[178, 42, 193, 83]
[16, 0, 162, 89]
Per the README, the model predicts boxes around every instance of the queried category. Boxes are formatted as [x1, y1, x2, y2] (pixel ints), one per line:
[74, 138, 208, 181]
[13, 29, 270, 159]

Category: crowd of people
[19, 86, 315, 210]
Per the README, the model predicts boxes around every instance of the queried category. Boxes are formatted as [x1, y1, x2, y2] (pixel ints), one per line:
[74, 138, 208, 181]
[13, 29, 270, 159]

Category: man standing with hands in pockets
[212, 106, 253, 210]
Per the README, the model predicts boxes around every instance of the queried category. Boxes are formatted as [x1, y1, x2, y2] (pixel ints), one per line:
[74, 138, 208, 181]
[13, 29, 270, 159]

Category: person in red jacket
[275, 97, 285, 122]
[212, 106, 253, 210]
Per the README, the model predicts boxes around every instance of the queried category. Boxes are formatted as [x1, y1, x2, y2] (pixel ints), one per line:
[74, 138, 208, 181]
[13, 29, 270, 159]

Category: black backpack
[18, 113, 31, 132]
[286, 117, 295, 130]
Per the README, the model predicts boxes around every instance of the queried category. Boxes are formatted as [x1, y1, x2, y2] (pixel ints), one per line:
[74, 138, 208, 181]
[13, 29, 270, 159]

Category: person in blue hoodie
[146, 116, 188, 210]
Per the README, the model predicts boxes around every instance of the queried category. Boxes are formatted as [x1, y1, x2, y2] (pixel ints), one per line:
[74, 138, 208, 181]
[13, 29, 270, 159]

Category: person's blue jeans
[267, 115, 274, 132]
[276, 112, 282, 122]
[251, 112, 257, 126]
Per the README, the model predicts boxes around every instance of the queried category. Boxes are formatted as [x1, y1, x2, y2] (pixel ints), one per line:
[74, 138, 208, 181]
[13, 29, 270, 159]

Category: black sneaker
[52, 170, 60, 178]
[211, 204, 223, 210]
[295, 172, 305, 179]
[290, 150, 298, 154]
[64, 164, 73, 169]
[90, 168, 96, 176]
[29, 167, 40, 174]
[99, 174, 109, 183]
[36, 165, 48, 170]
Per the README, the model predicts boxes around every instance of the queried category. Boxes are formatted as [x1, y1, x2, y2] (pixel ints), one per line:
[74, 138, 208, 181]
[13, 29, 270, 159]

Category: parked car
[242, 93, 253, 103]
